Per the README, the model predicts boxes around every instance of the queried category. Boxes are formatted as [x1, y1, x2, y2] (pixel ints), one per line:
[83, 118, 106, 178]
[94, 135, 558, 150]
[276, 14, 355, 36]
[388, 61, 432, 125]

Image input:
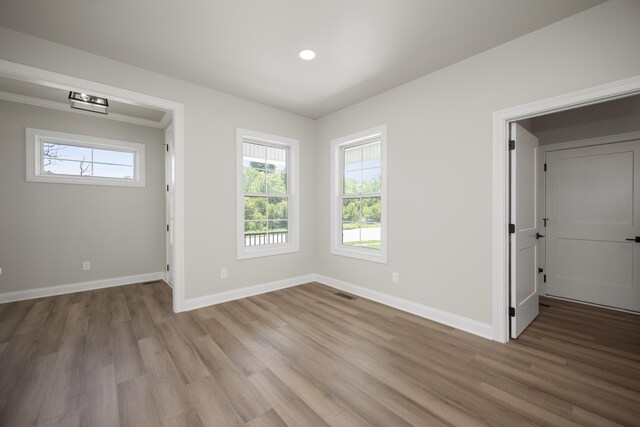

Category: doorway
[492, 76, 640, 342]
[510, 114, 640, 338]
[0, 59, 185, 312]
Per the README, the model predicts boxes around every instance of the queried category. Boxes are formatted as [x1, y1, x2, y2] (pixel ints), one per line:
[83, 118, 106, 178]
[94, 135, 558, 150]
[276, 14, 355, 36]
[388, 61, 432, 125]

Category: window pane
[342, 222, 361, 246]
[243, 142, 266, 169]
[267, 171, 287, 194]
[359, 222, 381, 250]
[245, 220, 267, 233]
[362, 168, 381, 193]
[92, 164, 134, 179]
[343, 223, 381, 250]
[268, 220, 288, 244]
[362, 141, 381, 169]
[269, 220, 288, 232]
[243, 168, 266, 193]
[361, 197, 381, 223]
[43, 143, 91, 162]
[268, 197, 288, 220]
[245, 221, 267, 247]
[344, 145, 362, 172]
[43, 159, 92, 176]
[341, 196, 381, 250]
[343, 170, 361, 195]
[266, 146, 287, 172]
[342, 198, 361, 222]
[244, 196, 267, 220]
[93, 148, 134, 166]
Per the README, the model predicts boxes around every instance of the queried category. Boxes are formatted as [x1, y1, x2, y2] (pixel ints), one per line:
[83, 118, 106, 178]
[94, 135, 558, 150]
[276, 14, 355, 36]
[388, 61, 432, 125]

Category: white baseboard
[183, 274, 315, 311]
[2, 270, 494, 341]
[313, 274, 494, 340]
[0, 271, 166, 303]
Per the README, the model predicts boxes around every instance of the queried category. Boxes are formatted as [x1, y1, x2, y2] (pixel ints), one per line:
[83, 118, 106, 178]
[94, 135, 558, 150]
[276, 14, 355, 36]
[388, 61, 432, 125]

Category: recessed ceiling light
[299, 49, 316, 61]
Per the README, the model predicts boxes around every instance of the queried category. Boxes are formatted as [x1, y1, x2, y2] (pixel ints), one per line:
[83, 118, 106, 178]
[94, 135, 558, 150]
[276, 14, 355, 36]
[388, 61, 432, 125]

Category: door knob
[536, 233, 545, 239]
[626, 236, 640, 243]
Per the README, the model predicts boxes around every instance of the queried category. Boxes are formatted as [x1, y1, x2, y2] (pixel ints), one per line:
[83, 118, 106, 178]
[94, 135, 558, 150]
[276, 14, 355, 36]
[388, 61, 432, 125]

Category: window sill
[237, 244, 300, 260]
[27, 174, 144, 187]
[331, 246, 387, 264]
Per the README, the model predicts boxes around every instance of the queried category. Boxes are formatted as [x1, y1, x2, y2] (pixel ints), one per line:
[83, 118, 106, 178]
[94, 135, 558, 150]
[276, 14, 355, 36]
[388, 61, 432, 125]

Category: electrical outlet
[220, 268, 228, 279]
[392, 272, 399, 283]
[83, 261, 91, 271]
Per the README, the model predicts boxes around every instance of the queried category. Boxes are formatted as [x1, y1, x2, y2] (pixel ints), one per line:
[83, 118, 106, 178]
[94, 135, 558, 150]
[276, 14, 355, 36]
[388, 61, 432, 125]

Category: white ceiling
[0, 0, 604, 118]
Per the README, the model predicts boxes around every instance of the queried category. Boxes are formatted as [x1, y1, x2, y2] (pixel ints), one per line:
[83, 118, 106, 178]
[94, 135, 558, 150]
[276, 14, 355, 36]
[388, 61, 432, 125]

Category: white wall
[0, 100, 164, 292]
[314, 0, 640, 324]
[0, 25, 316, 301]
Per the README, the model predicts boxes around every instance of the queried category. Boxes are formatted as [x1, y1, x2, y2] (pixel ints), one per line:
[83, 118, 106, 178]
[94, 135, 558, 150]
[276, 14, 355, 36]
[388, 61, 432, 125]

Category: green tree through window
[243, 142, 289, 246]
[341, 141, 381, 249]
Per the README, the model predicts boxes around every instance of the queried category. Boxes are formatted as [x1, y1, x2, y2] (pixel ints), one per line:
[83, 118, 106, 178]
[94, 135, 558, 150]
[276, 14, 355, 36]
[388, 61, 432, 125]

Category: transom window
[42, 142, 135, 179]
[331, 125, 387, 263]
[26, 128, 145, 187]
[237, 128, 299, 259]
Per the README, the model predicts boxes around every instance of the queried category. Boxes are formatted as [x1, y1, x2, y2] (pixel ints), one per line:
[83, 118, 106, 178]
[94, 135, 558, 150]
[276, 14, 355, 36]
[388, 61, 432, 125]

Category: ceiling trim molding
[0, 89, 164, 129]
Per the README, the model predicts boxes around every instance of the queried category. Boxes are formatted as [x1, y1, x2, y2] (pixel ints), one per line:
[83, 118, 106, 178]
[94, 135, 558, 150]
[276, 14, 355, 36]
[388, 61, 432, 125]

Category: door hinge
[166, 264, 170, 272]
[509, 307, 515, 317]
[509, 140, 515, 150]
[167, 184, 169, 192]
[538, 268, 544, 273]
[543, 218, 548, 227]
[544, 163, 547, 172]
[166, 224, 170, 232]
[509, 224, 515, 234]
[543, 274, 547, 283]
[166, 144, 169, 152]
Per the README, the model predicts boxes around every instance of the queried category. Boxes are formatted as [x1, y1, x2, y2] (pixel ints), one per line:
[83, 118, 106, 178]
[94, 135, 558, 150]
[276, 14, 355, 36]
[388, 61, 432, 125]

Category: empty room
[0, 1, 638, 426]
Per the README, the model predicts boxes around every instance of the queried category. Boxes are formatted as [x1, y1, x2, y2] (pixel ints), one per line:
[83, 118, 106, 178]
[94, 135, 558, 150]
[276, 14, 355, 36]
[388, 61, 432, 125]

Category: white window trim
[25, 128, 145, 187]
[330, 125, 387, 263]
[236, 128, 300, 260]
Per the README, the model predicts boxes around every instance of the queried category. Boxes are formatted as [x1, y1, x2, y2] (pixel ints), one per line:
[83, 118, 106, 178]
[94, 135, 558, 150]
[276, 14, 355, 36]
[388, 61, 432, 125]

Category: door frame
[165, 124, 175, 288]
[492, 75, 640, 343]
[0, 58, 187, 313]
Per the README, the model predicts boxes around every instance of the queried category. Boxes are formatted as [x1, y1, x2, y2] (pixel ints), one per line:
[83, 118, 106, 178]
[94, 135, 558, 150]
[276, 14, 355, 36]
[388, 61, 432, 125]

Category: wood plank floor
[0, 282, 638, 426]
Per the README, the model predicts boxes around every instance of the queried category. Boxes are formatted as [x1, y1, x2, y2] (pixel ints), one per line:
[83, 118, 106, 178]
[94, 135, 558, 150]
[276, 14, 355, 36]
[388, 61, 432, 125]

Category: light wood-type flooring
[0, 282, 639, 426]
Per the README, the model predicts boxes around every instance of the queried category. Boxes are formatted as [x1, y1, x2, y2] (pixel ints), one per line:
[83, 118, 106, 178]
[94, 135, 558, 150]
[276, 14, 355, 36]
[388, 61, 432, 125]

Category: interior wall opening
[0, 71, 177, 306]
[509, 94, 640, 339]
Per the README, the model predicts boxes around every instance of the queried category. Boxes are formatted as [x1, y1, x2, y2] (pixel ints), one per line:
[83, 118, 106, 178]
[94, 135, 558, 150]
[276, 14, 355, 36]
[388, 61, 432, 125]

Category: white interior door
[510, 123, 540, 338]
[545, 139, 640, 311]
[165, 124, 175, 286]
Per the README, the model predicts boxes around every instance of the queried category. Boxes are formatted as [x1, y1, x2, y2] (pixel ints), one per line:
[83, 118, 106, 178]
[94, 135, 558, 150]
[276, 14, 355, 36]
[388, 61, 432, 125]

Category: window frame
[331, 125, 387, 263]
[236, 128, 300, 260]
[25, 128, 145, 187]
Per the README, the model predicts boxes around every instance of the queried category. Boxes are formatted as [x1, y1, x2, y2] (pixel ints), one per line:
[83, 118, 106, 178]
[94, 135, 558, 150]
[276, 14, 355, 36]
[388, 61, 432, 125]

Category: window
[331, 125, 387, 263]
[237, 128, 299, 259]
[26, 128, 145, 187]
